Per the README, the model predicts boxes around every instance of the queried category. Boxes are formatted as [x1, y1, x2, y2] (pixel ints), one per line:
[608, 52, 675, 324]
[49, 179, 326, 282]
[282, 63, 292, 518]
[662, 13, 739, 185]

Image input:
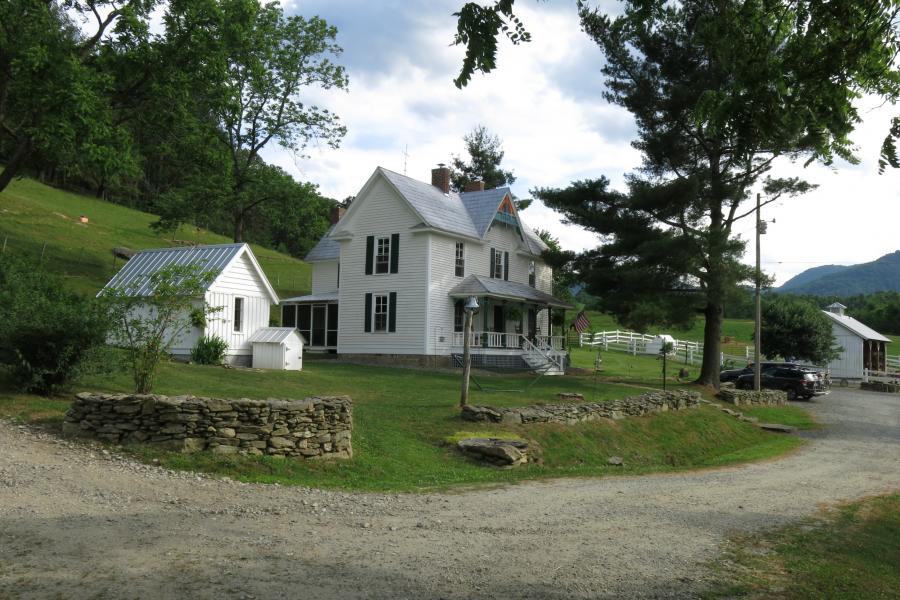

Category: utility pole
[754, 193, 763, 391]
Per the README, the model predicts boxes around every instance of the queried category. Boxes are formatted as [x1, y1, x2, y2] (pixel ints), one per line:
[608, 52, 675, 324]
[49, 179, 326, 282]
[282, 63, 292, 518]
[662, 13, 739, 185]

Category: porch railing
[451, 331, 565, 350]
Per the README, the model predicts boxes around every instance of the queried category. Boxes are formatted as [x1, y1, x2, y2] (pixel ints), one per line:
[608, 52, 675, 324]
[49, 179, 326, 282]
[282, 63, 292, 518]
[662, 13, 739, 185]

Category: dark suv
[719, 362, 800, 383]
[735, 367, 828, 400]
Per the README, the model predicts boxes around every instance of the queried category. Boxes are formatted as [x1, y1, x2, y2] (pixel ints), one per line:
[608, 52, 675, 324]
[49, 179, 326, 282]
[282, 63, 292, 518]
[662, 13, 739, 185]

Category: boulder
[457, 438, 530, 467]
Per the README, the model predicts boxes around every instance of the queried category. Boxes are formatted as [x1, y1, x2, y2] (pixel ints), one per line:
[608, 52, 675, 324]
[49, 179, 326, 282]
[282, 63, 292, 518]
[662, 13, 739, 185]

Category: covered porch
[280, 292, 338, 352]
[448, 275, 572, 373]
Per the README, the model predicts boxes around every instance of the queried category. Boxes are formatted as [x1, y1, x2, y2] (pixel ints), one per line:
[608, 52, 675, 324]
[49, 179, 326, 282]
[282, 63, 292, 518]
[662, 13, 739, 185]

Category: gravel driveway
[1, 388, 898, 599]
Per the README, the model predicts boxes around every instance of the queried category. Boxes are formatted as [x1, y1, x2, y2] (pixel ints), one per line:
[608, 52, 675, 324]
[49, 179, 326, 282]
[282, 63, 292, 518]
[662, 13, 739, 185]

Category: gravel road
[1, 388, 898, 599]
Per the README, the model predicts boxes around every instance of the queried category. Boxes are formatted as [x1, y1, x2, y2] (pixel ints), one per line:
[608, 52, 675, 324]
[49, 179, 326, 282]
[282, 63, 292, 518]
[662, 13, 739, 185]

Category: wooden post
[460, 306, 474, 408]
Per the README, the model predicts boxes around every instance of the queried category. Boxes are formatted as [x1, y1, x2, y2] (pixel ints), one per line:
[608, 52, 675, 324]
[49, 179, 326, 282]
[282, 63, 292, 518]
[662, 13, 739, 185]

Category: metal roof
[304, 224, 341, 262]
[100, 243, 278, 303]
[460, 187, 510, 238]
[280, 291, 339, 303]
[822, 310, 891, 343]
[379, 168, 481, 238]
[448, 275, 573, 308]
[248, 327, 305, 344]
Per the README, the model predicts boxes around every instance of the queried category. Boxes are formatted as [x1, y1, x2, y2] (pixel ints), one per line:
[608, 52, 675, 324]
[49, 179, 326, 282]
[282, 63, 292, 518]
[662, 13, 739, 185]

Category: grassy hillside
[0, 177, 311, 297]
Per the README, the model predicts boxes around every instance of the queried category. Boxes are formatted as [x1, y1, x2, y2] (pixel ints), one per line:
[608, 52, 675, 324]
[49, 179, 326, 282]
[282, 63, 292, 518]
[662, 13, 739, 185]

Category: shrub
[191, 335, 229, 365]
[0, 256, 109, 395]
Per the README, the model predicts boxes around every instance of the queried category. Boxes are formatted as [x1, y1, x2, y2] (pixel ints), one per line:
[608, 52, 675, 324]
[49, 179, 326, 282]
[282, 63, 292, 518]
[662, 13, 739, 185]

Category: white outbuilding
[645, 334, 676, 355]
[100, 243, 279, 365]
[248, 327, 305, 370]
[821, 302, 891, 380]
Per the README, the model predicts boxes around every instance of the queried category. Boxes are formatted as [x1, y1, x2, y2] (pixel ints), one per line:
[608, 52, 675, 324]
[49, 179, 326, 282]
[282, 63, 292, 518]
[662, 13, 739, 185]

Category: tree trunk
[0, 139, 33, 193]
[233, 212, 244, 243]
[698, 298, 723, 387]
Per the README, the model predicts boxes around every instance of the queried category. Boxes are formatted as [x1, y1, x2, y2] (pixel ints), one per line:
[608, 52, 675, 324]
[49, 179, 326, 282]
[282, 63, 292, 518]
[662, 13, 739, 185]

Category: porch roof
[448, 275, 573, 309]
[280, 291, 339, 304]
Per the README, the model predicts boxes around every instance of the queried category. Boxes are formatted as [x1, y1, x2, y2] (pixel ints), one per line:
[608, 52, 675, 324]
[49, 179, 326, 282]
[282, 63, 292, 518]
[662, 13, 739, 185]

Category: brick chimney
[431, 163, 451, 194]
[464, 180, 485, 193]
[330, 205, 346, 225]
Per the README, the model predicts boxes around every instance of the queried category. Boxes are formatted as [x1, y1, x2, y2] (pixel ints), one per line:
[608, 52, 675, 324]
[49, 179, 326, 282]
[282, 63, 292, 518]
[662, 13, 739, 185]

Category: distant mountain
[778, 264, 849, 293]
[776, 251, 900, 296]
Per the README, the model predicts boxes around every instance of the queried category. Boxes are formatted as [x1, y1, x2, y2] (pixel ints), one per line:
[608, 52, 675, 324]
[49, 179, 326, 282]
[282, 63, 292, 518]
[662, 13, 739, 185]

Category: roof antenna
[403, 144, 409, 175]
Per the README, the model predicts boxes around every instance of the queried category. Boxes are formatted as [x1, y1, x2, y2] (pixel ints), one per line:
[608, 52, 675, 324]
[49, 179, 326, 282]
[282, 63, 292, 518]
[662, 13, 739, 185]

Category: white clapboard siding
[426, 233, 470, 355]
[204, 292, 271, 356]
[336, 176, 429, 355]
[311, 261, 339, 294]
[827, 323, 865, 379]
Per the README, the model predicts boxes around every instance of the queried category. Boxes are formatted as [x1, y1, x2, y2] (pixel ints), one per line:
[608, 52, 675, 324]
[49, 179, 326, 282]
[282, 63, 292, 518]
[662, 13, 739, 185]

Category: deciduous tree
[761, 298, 840, 365]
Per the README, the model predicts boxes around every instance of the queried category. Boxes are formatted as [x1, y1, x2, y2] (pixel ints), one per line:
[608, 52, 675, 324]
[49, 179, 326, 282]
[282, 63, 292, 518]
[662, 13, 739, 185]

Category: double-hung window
[455, 242, 465, 277]
[454, 300, 465, 332]
[366, 234, 399, 275]
[373, 294, 388, 331]
[528, 261, 536, 287]
[375, 236, 390, 274]
[490, 248, 508, 280]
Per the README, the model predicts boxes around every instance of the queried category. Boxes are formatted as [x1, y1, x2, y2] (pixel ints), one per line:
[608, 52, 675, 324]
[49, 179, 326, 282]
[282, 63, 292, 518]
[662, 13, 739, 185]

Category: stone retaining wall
[62, 393, 352, 459]
[461, 390, 701, 425]
[861, 381, 900, 393]
[716, 389, 787, 406]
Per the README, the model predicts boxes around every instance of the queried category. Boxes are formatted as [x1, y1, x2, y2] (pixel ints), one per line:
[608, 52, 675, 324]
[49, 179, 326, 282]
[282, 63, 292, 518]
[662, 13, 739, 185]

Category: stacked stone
[461, 390, 701, 425]
[717, 389, 786, 406]
[860, 381, 900, 393]
[62, 393, 352, 459]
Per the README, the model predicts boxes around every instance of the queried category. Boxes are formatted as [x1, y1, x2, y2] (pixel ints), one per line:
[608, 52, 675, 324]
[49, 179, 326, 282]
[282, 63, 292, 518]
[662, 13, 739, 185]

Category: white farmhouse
[281, 165, 573, 372]
[821, 302, 891, 380]
[101, 243, 279, 365]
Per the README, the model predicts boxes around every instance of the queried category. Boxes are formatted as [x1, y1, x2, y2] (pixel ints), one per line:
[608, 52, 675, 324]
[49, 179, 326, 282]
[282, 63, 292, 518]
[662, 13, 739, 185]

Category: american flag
[571, 311, 591, 334]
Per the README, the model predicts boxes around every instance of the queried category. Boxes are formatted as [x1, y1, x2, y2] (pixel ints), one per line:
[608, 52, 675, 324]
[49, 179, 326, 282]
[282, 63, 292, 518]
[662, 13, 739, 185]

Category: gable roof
[448, 275, 573, 308]
[317, 167, 549, 256]
[822, 310, 891, 343]
[100, 243, 278, 303]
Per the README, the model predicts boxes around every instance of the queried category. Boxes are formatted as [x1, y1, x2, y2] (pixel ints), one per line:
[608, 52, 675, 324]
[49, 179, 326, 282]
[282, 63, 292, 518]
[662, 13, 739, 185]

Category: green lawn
[738, 405, 819, 430]
[0, 177, 311, 297]
[704, 492, 900, 599]
[0, 359, 808, 491]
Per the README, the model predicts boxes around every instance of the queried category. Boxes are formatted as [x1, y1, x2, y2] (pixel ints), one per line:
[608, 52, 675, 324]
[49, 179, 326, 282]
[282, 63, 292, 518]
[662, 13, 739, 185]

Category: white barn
[101, 243, 279, 365]
[821, 302, 891, 380]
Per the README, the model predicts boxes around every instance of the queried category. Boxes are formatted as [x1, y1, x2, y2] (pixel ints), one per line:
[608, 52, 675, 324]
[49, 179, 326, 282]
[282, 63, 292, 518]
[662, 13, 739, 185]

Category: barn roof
[248, 327, 304, 344]
[822, 310, 891, 343]
[100, 243, 278, 303]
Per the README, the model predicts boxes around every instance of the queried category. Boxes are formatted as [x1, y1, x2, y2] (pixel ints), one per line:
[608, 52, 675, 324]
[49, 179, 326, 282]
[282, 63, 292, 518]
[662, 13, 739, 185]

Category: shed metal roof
[448, 275, 573, 308]
[248, 327, 305, 344]
[99, 243, 278, 303]
[822, 310, 891, 343]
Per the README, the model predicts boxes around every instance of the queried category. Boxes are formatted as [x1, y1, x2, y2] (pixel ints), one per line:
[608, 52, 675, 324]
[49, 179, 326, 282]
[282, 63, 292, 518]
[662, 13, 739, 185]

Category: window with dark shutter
[364, 293, 372, 332]
[490, 248, 496, 278]
[503, 251, 509, 281]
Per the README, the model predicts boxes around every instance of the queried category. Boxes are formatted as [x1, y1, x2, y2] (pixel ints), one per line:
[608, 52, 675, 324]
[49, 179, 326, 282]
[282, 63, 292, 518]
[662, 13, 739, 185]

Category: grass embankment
[704, 492, 900, 599]
[0, 360, 807, 492]
[0, 177, 310, 297]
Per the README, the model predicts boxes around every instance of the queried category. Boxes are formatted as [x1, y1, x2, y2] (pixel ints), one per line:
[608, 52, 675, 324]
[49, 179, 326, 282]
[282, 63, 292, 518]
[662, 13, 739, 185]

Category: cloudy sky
[269, 0, 900, 286]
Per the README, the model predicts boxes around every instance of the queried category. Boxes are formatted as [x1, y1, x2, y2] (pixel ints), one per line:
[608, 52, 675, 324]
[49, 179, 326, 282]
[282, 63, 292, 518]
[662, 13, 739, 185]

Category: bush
[191, 335, 228, 365]
[0, 256, 109, 395]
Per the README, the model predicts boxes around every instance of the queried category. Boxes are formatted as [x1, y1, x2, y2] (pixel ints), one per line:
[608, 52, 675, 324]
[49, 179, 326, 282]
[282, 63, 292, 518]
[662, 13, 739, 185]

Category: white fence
[578, 330, 754, 366]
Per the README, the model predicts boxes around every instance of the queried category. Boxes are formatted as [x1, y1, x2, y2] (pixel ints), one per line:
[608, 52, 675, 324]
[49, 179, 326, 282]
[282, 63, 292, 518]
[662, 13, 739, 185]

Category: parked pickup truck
[735, 366, 829, 401]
